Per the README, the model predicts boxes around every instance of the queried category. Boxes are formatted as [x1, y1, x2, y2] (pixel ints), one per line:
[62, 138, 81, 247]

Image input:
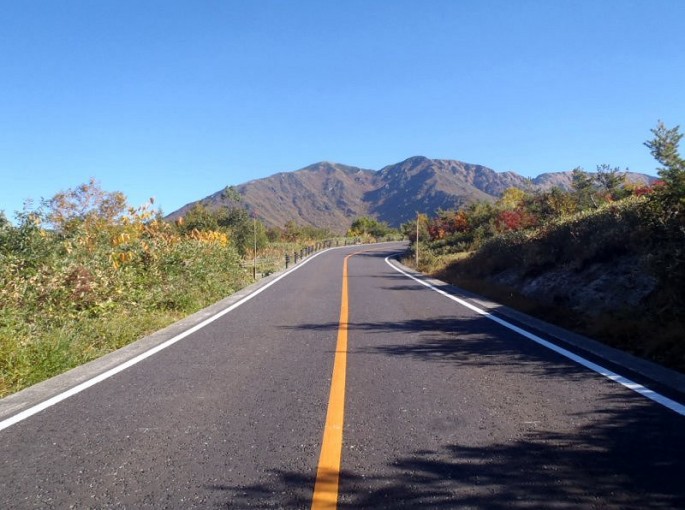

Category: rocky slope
[491, 254, 657, 316]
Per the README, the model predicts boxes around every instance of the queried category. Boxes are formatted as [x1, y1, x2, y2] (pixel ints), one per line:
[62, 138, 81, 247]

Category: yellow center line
[311, 248, 391, 509]
[310, 253, 353, 510]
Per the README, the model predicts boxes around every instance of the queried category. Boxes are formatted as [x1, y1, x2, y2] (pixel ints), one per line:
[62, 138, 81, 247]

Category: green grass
[0, 268, 248, 397]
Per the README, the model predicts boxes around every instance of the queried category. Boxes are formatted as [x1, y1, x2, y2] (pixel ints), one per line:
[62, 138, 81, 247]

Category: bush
[0, 182, 249, 396]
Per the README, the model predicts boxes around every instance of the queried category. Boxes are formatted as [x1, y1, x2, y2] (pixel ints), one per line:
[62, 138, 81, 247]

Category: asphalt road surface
[1, 243, 684, 509]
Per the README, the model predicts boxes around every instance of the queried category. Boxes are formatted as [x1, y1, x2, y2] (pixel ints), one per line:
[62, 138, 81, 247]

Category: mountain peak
[166, 158, 656, 232]
[403, 155, 431, 164]
[300, 161, 372, 175]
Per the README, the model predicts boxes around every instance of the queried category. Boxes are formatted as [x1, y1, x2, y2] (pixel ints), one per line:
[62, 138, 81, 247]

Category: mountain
[166, 157, 656, 232]
[365, 157, 530, 226]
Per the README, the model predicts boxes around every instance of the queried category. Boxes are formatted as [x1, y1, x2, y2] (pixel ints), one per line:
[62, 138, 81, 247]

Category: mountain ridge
[166, 157, 656, 232]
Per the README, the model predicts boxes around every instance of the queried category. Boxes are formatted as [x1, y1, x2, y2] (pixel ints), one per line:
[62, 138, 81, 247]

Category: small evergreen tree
[644, 121, 685, 213]
[595, 164, 626, 199]
[571, 167, 597, 209]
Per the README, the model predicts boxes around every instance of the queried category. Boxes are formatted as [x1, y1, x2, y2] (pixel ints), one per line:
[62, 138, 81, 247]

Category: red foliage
[428, 211, 470, 240]
[453, 211, 469, 232]
[495, 209, 538, 232]
[497, 210, 523, 231]
[632, 186, 652, 197]
[632, 180, 665, 197]
[428, 225, 446, 240]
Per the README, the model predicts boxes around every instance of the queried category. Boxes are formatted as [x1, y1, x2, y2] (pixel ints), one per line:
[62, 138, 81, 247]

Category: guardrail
[245, 236, 404, 280]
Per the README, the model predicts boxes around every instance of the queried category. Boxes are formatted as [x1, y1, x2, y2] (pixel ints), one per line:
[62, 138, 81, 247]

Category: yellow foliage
[188, 229, 229, 246]
[110, 250, 136, 269]
[499, 187, 527, 210]
[111, 232, 131, 247]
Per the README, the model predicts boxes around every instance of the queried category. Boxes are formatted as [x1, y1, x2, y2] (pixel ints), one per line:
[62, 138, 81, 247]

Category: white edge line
[0, 249, 331, 432]
[385, 257, 685, 417]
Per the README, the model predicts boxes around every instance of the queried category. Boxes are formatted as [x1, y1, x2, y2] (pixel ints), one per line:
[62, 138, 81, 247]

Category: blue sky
[2, 0, 684, 219]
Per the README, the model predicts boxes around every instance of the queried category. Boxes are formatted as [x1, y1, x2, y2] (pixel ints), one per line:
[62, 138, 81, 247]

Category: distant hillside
[365, 157, 530, 226]
[168, 162, 378, 231]
[166, 157, 656, 232]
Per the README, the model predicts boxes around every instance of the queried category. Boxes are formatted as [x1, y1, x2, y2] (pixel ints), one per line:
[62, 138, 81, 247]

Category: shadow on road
[207, 393, 684, 508]
[254, 310, 685, 508]
[283, 315, 594, 381]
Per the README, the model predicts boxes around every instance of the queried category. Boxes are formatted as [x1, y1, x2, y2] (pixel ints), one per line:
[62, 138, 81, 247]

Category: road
[1, 242, 684, 509]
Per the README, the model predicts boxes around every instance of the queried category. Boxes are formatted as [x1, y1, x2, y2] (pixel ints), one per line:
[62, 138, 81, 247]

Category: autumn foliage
[0, 181, 248, 396]
[405, 122, 685, 372]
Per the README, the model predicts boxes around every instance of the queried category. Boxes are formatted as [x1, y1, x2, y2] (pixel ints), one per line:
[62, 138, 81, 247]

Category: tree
[495, 210, 526, 232]
[427, 210, 470, 240]
[42, 178, 128, 234]
[348, 216, 392, 238]
[401, 214, 429, 243]
[571, 167, 598, 209]
[643, 121, 685, 311]
[179, 203, 220, 233]
[498, 187, 527, 210]
[282, 221, 302, 242]
[0, 211, 16, 255]
[595, 164, 626, 199]
[524, 188, 572, 221]
[644, 121, 685, 211]
[221, 186, 242, 203]
[0, 211, 9, 230]
[219, 207, 267, 256]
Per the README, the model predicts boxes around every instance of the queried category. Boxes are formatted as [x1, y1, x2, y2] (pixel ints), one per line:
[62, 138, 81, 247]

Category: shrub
[0, 183, 249, 396]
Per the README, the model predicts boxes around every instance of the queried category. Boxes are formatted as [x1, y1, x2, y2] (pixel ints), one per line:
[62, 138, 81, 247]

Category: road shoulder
[387, 257, 685, 402]
[0, 269, 289, 422]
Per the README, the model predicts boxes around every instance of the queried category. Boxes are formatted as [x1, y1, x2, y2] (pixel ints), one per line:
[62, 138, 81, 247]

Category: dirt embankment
[489, 254, 656, 316]
[435, 255, 684, 375]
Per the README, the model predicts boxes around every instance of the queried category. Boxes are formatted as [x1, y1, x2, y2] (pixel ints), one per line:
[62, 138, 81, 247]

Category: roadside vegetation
[0, 182, 369, 397]
[3, 122, 680, 395]
[347, 216, 400, 243]
[402, 122, 685, 373]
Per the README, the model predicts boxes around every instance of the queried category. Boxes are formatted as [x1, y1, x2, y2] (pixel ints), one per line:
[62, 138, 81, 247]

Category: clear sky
[1, 0, 684, 219]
